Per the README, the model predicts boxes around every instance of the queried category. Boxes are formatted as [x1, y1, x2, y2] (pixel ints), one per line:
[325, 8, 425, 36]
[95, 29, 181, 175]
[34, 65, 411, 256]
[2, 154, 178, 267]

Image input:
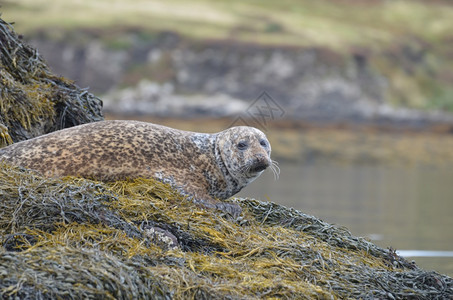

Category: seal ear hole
[237, 141, 249, 150]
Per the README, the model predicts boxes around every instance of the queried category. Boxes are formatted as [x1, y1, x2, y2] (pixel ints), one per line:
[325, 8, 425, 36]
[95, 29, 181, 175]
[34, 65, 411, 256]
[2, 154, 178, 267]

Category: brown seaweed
[0, 163, 452, 299]
[0, 16, 103, 144]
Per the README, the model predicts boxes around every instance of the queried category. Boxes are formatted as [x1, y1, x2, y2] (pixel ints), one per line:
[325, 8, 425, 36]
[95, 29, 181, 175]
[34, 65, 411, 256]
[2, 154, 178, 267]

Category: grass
[2, 0, 453, 52]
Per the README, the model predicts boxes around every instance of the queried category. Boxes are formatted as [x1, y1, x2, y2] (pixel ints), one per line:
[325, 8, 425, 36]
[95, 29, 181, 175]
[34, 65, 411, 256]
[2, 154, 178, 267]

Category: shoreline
[105, 113, 453, 166]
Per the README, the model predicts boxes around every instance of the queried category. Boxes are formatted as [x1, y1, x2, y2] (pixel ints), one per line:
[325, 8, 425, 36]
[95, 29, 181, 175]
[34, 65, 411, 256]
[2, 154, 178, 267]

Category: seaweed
[0, 163, 452, 299]
[0, 16, 103, 144]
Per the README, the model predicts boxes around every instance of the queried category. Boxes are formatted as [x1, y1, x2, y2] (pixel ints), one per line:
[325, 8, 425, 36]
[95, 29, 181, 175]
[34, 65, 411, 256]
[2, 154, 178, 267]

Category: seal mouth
[250, 162, 269, 174]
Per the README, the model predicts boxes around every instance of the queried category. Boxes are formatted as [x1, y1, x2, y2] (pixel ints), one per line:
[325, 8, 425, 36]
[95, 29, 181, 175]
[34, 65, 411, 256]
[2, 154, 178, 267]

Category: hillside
[2, 0, 453, 123]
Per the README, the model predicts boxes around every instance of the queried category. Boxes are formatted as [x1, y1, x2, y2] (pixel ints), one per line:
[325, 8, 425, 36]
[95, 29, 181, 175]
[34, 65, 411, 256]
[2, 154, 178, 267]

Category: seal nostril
[252, 162, 269, 173]
[254, 165, 267, 172]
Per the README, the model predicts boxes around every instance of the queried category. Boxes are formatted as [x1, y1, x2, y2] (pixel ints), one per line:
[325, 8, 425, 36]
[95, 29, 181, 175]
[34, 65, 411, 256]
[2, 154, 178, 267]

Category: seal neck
[214, 133, 241, 198]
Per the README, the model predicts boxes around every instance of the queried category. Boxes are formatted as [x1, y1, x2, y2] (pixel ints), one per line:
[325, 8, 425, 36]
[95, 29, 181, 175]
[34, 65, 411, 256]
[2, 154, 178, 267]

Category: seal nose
[252, 162, 268, 173]
[251, 155, 270, 173]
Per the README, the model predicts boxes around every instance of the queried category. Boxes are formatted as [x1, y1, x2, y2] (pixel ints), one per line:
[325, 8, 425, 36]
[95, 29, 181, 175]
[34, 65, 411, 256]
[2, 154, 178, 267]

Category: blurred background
[2, 0, 453, 276]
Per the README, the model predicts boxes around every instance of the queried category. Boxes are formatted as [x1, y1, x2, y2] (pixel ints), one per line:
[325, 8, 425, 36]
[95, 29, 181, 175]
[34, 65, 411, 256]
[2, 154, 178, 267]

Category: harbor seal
[0, 120, 275, 216]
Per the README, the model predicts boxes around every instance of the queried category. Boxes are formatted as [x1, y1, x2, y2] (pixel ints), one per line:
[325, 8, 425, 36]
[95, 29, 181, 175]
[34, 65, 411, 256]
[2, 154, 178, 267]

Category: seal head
[215, 126, 271, 196]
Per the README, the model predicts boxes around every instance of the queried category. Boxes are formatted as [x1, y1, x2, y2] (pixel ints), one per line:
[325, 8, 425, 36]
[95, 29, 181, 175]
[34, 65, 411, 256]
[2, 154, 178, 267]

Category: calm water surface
[238, 162, 453, 277]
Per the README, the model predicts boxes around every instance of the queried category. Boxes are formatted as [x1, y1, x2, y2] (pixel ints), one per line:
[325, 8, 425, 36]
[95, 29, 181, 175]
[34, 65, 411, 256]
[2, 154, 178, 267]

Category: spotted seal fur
[0, 120, 276, 216]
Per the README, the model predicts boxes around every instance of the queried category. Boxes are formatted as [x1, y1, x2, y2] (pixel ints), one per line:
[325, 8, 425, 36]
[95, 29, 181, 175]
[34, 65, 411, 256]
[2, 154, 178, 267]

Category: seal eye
[237, 141, 249, 150]
[260, 139, 268, 147]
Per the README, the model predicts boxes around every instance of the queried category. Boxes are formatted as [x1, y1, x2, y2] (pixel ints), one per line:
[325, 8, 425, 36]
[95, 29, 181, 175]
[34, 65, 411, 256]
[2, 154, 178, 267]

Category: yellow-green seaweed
[0, 163, 451, 299]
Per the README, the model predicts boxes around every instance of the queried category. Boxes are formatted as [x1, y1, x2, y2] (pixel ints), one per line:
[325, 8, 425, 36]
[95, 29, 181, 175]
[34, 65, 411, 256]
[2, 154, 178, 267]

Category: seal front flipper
[193, 196, 242, 219]
[214, 201, 242, 219]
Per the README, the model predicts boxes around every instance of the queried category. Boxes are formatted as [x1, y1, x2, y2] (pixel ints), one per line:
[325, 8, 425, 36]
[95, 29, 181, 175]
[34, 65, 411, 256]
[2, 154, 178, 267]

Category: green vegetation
[2, 0, 452, 51]
[2, 1, 453, 112]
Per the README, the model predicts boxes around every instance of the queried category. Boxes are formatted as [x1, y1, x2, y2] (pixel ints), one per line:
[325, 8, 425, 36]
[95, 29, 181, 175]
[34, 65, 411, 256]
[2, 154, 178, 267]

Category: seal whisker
[239, 164, 253, 178]
[270, 160, 280, 180]
[270, 166, 278, 180]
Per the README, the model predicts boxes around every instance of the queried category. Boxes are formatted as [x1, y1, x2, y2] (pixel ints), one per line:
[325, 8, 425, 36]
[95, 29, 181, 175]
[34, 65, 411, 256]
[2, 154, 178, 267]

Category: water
[238, 162, 453, 277]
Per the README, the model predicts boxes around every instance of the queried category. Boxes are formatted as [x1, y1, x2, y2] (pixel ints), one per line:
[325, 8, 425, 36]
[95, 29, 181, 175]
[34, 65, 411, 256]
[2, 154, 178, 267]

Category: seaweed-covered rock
[0, 16, 103, 146]
[0, 163, 452, 299]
